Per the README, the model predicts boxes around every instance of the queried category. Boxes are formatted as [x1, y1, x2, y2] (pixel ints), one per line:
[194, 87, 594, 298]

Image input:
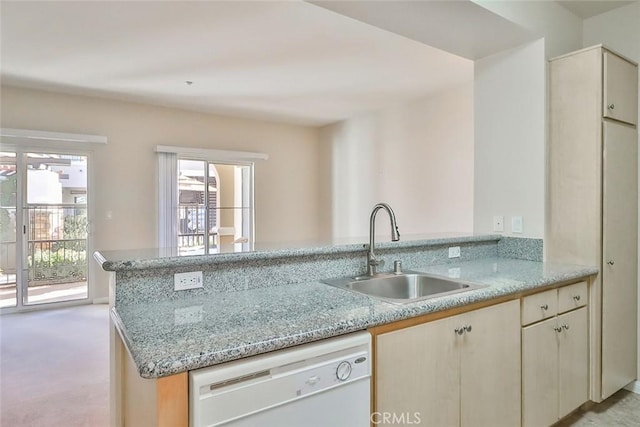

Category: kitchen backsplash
[497, 237, 543, 261]
[103, 235, 544, 306]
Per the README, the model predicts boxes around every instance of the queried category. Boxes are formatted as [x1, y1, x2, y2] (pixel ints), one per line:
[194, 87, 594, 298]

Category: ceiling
[311, 1, 536, 60]
[0, 1, 632, 126]
[557, 1, 635, 18]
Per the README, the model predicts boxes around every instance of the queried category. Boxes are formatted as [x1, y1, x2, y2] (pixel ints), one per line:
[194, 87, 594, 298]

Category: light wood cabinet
[522, 317, 558, 427]
[558, 308, 589, 417]
[602, 120, 639, 398]
[548, 45, 638, 401]
[376, 300, 521, 427]
[522, 285, 588, 427]
[603, 51, 638, 125]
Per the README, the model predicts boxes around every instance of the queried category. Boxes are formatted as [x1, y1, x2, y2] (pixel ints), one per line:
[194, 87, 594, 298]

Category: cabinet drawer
[522, 289, 558, 326]
[558, 281, 587, 313]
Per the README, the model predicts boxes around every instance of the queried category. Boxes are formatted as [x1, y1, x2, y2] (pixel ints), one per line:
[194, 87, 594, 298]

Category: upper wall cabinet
[604, 51, 638, 125]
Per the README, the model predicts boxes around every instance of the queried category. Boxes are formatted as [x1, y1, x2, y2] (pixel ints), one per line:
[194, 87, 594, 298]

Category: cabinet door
[603, 51, 638, 125]
[460, 300, 521, 427]
[602, 120, 638, 399]
[558, 307, 589, 418]
[376, 316, 460, 427]
[522, 317, 559, 427]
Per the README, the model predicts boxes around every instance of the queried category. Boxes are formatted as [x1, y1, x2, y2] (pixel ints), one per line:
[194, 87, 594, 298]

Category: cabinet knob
[573, 295, 581, 301]
[608, 104, 615, 110]
[607, 260, 615, 266]
[562, 324, 570, 331]
[455, 327, 464, 335]
[464, 325, 472, 333]
[540, 304, 548, 310]
[554, 326, 563, 333]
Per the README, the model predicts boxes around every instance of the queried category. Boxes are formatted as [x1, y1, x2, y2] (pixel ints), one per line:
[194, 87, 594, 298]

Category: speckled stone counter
[98, 234, 549, 307]
[111, 257, 597, 379]
[95, 233, 502, 271]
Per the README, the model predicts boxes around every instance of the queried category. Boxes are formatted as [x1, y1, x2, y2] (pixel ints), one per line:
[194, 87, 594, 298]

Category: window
[156, 146, 266, 255]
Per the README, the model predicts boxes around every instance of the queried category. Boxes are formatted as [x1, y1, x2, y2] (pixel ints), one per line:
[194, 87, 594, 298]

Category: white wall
[321, 82, 474, 239]
[0, 85, 324, 299]
[583, 2, 639, 61]
[473, 39, 545, 238]
[582, 0, 640, 385]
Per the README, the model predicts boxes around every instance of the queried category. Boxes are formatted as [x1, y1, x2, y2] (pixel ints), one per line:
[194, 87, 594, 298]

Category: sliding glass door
[0, 150, 90, 310]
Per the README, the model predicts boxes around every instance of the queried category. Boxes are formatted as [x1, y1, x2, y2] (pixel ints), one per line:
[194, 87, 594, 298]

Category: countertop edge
[96, 234, 502, 272]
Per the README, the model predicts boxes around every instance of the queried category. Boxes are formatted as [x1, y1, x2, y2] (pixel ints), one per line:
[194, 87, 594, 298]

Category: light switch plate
[512, 216, 523, 233]
[493, 215, 504, 232]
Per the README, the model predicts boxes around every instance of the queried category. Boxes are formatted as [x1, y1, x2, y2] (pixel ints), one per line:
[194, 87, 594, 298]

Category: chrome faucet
[367, 203, 400, 276]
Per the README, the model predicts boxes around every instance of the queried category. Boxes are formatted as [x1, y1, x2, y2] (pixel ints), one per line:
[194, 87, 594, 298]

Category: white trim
[93, 297, 109, 304]
[624, 380, 640, 394]
[155, 145, 268, 162]
[1, 128, 107, 144]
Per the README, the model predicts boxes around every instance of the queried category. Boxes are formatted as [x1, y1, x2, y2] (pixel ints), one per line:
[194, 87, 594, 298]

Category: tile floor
[557, 389, 640, 426]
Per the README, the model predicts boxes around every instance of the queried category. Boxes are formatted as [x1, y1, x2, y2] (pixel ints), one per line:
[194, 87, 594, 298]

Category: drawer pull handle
[563, 324, 570, 331]
[540, 304, 549, 310]
[573, 295, 581, 301]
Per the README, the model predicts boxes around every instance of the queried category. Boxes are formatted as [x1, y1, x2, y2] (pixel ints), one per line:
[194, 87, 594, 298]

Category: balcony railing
[0, 205, 87, 287]
[28, 238, 87, 284]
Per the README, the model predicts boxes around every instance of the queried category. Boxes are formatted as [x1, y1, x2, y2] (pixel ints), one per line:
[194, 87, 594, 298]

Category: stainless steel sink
[322, 272, 486, 304]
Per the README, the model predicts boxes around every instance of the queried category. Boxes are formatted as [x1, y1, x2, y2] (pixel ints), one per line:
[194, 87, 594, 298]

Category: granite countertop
[96, 233, 501, 271]
[113, 257, 598, 379]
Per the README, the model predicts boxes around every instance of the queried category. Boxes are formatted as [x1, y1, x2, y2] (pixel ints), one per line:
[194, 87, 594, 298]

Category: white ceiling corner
[556, 0, 636, 19]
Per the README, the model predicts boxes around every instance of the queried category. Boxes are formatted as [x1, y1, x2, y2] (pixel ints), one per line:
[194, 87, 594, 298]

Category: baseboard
[624, 380, 640, 394]
[92, 297, 109, 304]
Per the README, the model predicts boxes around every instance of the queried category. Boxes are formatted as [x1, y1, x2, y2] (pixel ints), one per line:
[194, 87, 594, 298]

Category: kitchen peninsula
[96, 234, 597, 427]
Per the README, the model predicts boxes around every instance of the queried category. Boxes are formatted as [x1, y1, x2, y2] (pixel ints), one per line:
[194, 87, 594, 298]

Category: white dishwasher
[189, 331, 371, 427]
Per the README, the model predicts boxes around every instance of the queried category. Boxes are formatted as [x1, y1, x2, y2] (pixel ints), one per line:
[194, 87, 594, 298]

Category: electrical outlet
[448, 246, 461, 258]
[493, 215, 504, 232]
[174, 271, 203, 291]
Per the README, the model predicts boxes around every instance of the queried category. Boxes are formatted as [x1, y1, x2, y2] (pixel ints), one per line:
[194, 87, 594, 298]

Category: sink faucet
[367, 203, 400, 276]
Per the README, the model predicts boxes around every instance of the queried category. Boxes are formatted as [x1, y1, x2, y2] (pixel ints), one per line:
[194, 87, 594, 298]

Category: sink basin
[322, 272, 486, 304]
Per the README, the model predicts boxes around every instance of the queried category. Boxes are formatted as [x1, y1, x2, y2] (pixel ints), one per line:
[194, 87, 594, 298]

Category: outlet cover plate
[448, 246, 461, 258]
[174, 271, 203, 291]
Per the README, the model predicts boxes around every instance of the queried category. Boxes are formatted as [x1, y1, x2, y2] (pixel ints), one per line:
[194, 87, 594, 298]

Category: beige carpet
[0, 304, 109, 427]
